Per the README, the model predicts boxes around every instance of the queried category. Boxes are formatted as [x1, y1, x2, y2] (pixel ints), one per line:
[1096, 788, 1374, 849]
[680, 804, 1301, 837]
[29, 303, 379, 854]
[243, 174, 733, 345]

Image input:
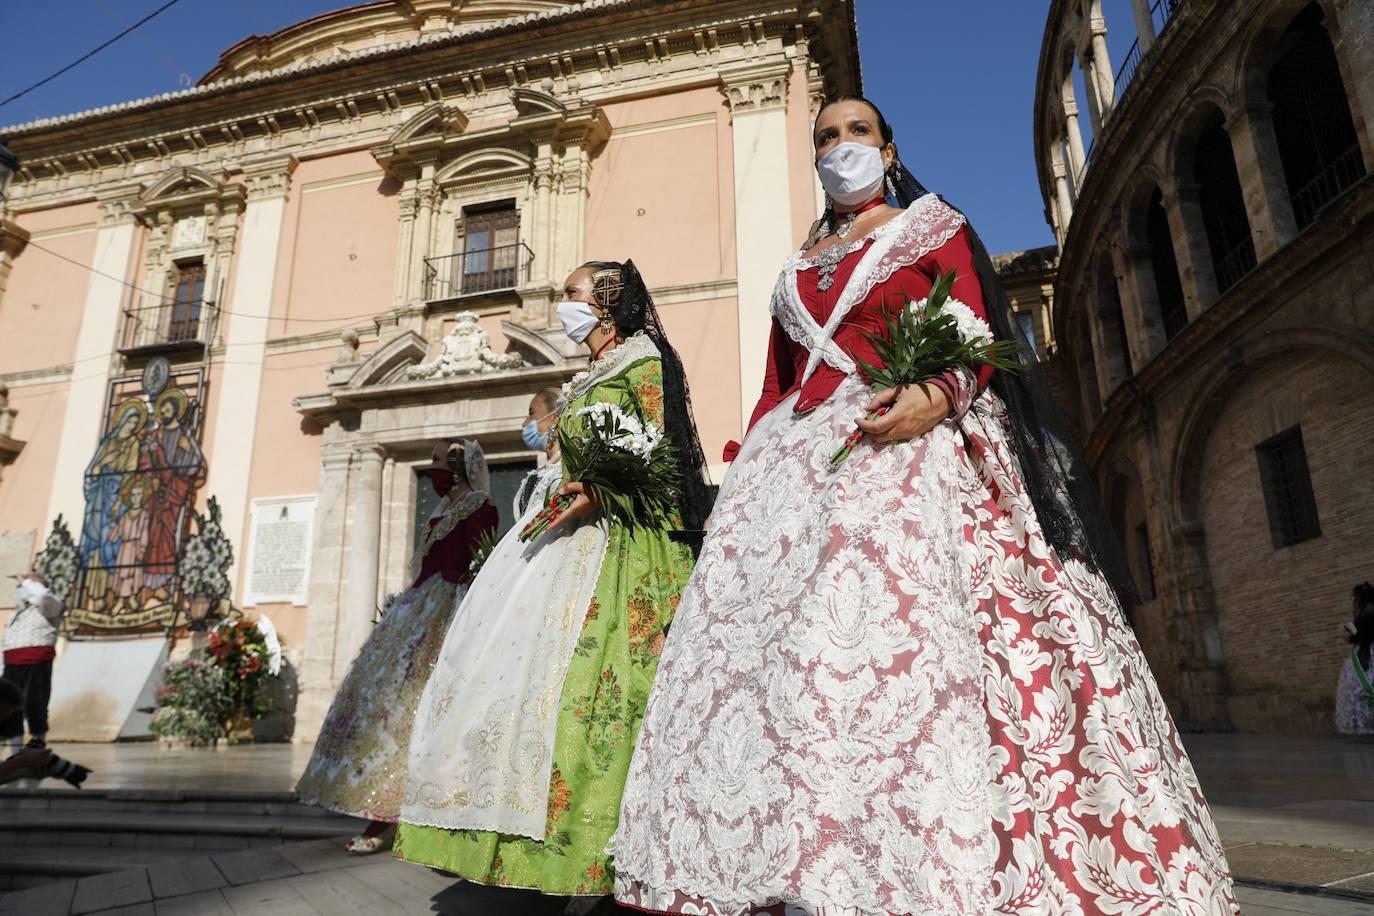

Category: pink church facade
[0, 0, 861, 740]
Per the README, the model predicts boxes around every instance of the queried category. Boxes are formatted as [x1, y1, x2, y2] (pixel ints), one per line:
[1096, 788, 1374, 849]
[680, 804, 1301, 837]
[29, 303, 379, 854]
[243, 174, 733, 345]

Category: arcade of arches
[1037, 0, 1374, 732]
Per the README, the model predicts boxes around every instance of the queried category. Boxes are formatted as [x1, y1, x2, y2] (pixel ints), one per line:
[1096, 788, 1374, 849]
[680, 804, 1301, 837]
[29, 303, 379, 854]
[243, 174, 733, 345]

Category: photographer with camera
[0, 678, 89, 787]
[2, 570, 64, 756]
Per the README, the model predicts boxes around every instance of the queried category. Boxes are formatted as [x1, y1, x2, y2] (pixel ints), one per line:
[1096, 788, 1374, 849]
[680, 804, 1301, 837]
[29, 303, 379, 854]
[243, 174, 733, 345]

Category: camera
[6, 743, 90, 788]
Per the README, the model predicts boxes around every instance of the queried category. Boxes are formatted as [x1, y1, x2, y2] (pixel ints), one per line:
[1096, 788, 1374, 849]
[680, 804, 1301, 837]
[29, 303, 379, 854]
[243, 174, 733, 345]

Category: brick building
[1035, 0, 1374, 732]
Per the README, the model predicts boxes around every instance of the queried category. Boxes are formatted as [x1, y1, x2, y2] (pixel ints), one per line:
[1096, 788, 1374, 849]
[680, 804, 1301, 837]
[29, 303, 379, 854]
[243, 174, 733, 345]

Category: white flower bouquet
[831, 269, 1021, 466]
[518, 402, 681, 541]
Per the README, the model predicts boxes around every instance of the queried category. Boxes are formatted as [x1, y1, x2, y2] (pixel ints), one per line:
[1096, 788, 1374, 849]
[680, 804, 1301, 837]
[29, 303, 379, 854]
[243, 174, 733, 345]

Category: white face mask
[17, 578, 43, 604]
[816, 141, 888, 208]
[557, 299, 602, 344]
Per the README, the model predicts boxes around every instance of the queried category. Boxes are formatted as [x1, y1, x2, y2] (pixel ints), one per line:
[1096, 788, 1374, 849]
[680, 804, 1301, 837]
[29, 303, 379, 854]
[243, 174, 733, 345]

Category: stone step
[0, 787, 329, 818]
[0, 789, 365, 889]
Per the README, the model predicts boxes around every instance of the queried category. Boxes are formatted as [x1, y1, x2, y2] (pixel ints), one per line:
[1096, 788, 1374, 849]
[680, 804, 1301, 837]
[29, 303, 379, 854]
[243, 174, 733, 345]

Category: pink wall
[0, 381, 70, 553]
[234, 347, 331, 653]
[2, 204, 99, 372]
[278, 152, 400, 333]
[656, 295, 741, 464]
[588, 89, 728, 285]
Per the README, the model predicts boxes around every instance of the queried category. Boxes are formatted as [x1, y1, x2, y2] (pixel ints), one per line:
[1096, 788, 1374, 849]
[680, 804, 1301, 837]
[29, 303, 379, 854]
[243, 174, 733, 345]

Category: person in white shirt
[2, 571, 64, 754]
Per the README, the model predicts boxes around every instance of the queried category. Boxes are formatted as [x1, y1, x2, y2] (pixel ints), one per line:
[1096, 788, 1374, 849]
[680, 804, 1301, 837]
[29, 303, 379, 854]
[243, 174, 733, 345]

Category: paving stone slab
[219, 878, 320, 916]
[284, 868, 396, 915]
[273, 839, 352, 875]
[152, 890, 233, 916]
[1230, 843, 1374, 887]
[0, 880, 77, 916]
[70, 869, 152, 915]
[1236, 885, 1374, 915]
[210, 848, 299, 886]
[146, 858, 226, 900]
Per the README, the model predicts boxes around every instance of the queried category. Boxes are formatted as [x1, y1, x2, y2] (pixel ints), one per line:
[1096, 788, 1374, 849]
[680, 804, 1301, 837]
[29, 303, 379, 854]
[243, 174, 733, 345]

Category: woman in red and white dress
[610, 98, 1237, 915]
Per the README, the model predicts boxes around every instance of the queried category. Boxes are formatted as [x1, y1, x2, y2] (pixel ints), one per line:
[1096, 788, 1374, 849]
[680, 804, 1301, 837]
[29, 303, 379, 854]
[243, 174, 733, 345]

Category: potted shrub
[206, 616, 282, 743]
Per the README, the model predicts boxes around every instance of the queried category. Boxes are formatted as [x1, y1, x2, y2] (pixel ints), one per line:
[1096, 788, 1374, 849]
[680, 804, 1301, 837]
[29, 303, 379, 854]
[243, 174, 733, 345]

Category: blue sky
[0, 1, 1143, 252]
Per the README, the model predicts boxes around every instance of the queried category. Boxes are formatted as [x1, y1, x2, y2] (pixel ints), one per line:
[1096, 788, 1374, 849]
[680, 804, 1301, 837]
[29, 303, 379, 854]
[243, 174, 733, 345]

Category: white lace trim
[557, 332, 660, 411]
[769, 194, 967, 384]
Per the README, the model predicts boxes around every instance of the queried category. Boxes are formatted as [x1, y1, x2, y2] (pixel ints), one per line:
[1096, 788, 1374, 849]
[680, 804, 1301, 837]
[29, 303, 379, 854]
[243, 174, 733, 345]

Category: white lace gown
[611, 200, 1237, 916]
[402, 462, 611, 840]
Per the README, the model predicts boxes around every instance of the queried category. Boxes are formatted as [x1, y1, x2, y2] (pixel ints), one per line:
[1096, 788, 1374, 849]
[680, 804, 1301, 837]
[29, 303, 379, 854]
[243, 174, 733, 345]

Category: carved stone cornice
[97, 188, 142, 226]
[720, 61, 791, 114]
[242, 155, 298, 201]
[0, 219, 29, 259]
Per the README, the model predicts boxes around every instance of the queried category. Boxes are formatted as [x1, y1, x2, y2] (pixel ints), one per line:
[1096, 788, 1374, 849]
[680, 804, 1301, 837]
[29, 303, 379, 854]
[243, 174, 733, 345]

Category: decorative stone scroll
[405, 311, 525, 379]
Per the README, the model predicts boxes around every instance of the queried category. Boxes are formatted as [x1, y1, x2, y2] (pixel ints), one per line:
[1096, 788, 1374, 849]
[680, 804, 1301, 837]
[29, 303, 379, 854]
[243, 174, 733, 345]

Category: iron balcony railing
[1291, 144, 1368, 228]
[423, 242, 534, 301]
[119, 298, 216, 353]
[1213, 238, 1258, 295]
[1083, 0, 1187, 176]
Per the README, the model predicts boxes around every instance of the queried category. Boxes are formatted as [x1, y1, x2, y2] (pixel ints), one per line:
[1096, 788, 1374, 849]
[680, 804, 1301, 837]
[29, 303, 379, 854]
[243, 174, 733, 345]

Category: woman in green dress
[397, 260, 712, 899]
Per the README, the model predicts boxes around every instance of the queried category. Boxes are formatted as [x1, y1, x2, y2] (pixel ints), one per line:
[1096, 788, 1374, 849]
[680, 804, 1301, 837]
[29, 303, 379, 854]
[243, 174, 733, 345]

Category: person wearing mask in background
[515, 387, 563, 519]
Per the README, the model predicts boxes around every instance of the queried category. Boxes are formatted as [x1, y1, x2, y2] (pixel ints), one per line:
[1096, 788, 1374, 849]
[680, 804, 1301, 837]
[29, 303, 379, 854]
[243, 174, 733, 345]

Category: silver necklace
[814, 211, 859, 292]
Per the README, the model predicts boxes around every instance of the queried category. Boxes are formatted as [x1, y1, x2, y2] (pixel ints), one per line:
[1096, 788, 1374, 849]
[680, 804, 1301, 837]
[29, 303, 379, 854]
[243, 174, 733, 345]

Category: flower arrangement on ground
[207, 616, 283, 733]
[831, 269, 1021, 466]
[148, 652, 226, 746]
[518, 402, 680, 541]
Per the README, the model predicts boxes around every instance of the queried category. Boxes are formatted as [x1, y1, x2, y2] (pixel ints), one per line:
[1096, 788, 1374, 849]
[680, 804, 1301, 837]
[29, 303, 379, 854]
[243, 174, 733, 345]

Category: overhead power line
[0, 0, 185, 112]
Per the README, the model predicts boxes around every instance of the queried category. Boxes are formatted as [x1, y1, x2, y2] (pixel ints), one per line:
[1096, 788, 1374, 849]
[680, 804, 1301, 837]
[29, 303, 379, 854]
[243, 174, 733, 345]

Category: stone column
[0, 218, 30, 310]
[722, 62, 795, 433]
[1160, 181, 1219, 319]
[1085, 302, 1119, 406]
[203, 155, 297, 592]
[1052, 155, 1075, 234]
[44, 189, 141, 530]
[1063, 102, 1088, 183]
[1130, 0, 1157, 52]
[295, 446, 352, 742]
[336, 444, 384, 675]
[1087, 23, 1116, 128]
[1331, 0, 1374, 167]
[1226, 103, 1298, 258]
[1111, 241, 1168, 368]
[408, 173, 438, 301]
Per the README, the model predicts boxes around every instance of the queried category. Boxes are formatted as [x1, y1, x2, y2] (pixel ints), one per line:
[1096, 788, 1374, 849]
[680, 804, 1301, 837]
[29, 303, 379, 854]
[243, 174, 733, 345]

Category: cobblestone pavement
[3, 732, 1372, 914]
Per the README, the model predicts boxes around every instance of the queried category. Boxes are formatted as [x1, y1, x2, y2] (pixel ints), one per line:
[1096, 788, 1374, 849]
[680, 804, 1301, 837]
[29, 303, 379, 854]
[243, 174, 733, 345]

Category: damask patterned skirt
[611, 375, 1238, 916]
[295, 572, 463, 822]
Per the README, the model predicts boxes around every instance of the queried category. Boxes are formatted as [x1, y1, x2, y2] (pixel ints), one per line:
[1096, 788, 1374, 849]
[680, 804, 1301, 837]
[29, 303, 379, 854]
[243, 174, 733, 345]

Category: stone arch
[1172, 324, 1374, 532]
[1169, 322, 1374, 731]
[1167, 94, 1257, 296]
[435, 147, 533, 186]
[385, 102, 469, 146]
[1116, 165, 1180, 358]
[1092, 247, 1133, 388]
[345, 331, 429, 388]
[1237, 0, 1367, 228]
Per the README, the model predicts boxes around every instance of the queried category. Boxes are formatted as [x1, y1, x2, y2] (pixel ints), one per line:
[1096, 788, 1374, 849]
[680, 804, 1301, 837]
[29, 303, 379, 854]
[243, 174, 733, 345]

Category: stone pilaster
[0, 218, 30, 311]
[296, 447, 352, 743]
[44, 188, 142, 532]
[336, 444, 385, 676]
[1160, 180, 1219, 319]
[204, 155, 297, 592]
[722, 61, 794, 434]
[1226, 103, 1298, 259]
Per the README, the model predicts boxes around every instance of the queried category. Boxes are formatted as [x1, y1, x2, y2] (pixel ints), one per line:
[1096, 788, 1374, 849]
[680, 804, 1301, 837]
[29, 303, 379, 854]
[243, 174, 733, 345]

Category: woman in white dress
[611, 98, 1237, 915]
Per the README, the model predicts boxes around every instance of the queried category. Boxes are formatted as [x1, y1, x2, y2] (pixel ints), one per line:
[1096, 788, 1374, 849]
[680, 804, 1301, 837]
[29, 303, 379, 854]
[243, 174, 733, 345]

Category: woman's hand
[855, 383, 950, 445]
[545, 481, 602, 533]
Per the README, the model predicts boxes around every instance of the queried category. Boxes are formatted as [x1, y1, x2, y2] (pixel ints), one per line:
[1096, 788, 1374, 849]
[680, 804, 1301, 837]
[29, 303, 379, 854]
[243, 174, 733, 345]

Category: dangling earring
[885, 171, 898, 200]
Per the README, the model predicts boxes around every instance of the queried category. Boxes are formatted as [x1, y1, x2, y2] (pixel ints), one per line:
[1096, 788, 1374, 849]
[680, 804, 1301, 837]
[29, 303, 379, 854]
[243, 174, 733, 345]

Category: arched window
[1267, 3, 1366, 227]
[1146, 188, 1187, 340]
[1194, 114, 1256, 293]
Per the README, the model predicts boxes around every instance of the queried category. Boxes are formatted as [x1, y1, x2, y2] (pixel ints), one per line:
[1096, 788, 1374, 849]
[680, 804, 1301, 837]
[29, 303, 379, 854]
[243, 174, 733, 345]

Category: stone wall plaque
[172, 215, 206, 250]
[244, 496, 316, 606]
[0, 530, 35, 611]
